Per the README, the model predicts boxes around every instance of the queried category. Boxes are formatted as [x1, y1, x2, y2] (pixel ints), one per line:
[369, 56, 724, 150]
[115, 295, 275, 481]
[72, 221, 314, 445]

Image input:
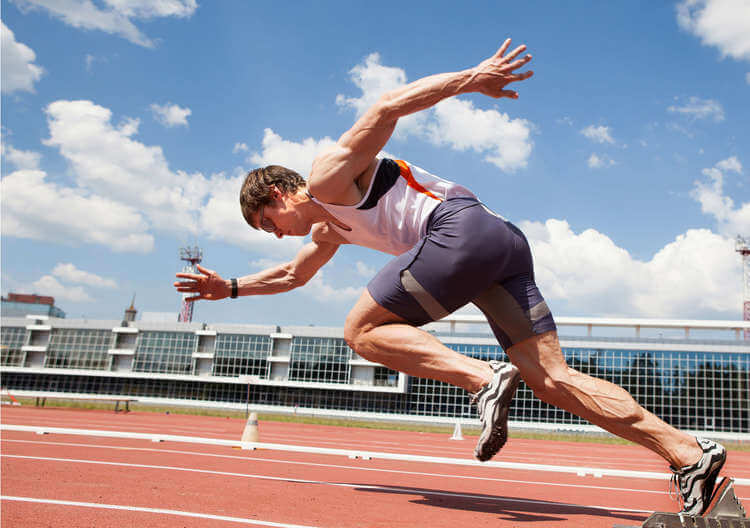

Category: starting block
[635, 478, 748, 528]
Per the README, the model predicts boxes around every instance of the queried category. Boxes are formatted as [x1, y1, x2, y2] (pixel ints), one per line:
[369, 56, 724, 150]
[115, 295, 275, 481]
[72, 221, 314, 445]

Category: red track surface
[2, 406, 748, 528]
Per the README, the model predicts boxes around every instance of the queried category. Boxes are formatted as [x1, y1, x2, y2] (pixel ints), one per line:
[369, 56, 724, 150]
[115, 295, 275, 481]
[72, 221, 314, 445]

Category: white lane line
[2, 454, 653, 514]
[1, 438, 671, 496]
[0, 496, 318, 528]
[204, 431, 642, 464]
[2, 419, 230, 437]
[0, 424, 680, 481]
[3, 419, 644, 463]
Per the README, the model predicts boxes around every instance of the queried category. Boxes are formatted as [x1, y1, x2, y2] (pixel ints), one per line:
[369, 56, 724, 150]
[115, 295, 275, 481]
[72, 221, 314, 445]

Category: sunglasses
[258, 204, 276, 233]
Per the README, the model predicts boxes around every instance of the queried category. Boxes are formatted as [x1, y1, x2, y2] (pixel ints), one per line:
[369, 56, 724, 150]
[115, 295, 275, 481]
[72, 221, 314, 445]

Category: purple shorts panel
[367, 198, 556, 350]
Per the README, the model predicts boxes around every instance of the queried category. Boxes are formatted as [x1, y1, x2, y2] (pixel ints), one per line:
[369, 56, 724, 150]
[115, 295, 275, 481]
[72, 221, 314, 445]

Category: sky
[1, 0, 749, 327]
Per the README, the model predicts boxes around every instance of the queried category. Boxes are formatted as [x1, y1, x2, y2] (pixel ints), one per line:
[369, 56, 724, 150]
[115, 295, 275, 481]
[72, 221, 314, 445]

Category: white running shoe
[472, 360, 521, 462]
[669, 437, 727, 515]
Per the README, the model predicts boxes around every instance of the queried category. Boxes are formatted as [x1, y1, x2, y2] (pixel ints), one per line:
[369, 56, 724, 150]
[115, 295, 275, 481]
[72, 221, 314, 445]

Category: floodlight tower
[178, 246, 203, 323]
[737, 236, 750, 340]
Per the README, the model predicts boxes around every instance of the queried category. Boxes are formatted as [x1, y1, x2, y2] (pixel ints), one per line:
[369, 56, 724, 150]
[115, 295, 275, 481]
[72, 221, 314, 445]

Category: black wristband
[230, 278, 238, 299]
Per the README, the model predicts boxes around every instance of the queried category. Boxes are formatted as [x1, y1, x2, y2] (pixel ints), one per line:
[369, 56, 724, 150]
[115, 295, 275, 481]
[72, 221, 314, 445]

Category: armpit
[311, 222, 350, 245]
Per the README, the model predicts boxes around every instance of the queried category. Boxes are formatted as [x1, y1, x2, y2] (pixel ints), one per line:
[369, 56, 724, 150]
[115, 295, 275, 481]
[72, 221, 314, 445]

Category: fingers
[175, 272, 201, 280]
[174, 280, 199, 291]
[185, 294, 203, 302]
[496, 38, 511, 58]
[196, 264, 213, 276]
[505, 70, 534, 83]
[503, 44, 527, 64]
[506, 54, 533, 71]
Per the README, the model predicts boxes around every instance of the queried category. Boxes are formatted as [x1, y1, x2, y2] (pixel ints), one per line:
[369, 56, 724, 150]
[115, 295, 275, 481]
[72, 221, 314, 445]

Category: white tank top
[309, 158, 476, 256]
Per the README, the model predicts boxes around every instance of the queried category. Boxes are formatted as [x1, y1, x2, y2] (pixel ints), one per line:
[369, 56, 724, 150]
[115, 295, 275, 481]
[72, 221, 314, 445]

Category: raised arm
[173, 237, 339, 302]
[309, 39, 533, 199]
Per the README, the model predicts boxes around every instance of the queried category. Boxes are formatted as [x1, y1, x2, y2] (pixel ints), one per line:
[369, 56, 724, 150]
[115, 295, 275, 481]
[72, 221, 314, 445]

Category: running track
[1, 406, 748, 527]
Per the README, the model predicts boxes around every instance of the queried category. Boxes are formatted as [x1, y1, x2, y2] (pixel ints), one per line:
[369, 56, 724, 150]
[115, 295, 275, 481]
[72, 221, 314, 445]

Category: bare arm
[173, 238, 339, 301]
[309, 39, 533, 201]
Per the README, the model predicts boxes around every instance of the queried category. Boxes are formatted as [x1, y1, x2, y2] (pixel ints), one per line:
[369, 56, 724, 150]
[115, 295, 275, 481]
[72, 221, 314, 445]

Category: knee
[343, 316, 361, 351]
[344, 313, 370, 357]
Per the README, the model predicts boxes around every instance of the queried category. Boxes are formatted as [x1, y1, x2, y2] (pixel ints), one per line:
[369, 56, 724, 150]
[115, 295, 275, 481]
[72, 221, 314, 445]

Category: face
[255, 188, 312, 239]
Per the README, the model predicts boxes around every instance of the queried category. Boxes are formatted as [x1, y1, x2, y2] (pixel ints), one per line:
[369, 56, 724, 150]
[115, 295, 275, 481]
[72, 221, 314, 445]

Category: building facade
[1, 293, 65, 319]
[1, 314, 748, 438]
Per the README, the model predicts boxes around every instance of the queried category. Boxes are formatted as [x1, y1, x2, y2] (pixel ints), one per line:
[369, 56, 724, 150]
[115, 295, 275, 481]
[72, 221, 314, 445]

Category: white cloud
[104, 0, 197, 18]
[304, 270, 363, 302]
[151, 102, 191, 128]
[336, 53, 406, 116]
[1, 169, 155, 252]
[355, 261, 376, 277]
[691, 156, 749, 236]
[32, 275, 93, 303]
[11, 0, 197, 48]
[1, 21, 44, 94]
[250, 128, 337, 176]
[667, 96, 725, 122]
[581, 125, 614, 144]
[43, 99, 208, 234]
[335, 52, 427, 139]
[1, 142, 41, 170]
[428, 98, 533, 172]
[233, 142, 248, 154]
[520, 219, 740, 318]
[336, 53, 534, 172]
[716, 156, 742, 173]
[519, 155, 747, 318]
[3, 99, 301, 259]
[587, 153, 615, 169]
[676, 0, 750, 62]
[52, 263, 117, 288]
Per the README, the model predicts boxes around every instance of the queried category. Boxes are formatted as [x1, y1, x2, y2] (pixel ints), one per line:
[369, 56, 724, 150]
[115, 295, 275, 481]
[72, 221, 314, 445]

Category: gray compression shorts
[367, 197, 556, 351]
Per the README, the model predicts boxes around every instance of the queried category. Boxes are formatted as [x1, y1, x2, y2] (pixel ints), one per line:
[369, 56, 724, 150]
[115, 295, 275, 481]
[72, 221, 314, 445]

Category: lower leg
[509, 332, 702, 469]
[552, 368, 700, 468]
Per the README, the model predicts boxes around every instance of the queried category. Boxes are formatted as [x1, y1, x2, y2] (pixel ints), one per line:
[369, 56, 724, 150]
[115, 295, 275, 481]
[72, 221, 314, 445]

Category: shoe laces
[470, 382, 489, 406]
[668, 470, 685, 509]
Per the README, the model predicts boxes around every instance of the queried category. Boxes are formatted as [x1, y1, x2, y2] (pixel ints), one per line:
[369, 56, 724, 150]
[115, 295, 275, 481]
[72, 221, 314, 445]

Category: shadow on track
[348, 483, 649, 524]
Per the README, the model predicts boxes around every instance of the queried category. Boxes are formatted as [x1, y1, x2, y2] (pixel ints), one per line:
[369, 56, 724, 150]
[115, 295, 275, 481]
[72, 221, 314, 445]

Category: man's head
[239, 165, 308, 236]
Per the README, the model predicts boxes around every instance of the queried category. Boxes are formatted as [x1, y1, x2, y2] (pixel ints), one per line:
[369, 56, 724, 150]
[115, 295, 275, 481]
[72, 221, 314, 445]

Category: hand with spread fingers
[468, 38, 534, 99]
[173, 264, 230, 302]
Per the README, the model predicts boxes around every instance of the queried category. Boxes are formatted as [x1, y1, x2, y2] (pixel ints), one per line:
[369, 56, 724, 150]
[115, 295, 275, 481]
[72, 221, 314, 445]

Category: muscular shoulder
[309, 147, 378, 206]
[311, 222, 349, 245]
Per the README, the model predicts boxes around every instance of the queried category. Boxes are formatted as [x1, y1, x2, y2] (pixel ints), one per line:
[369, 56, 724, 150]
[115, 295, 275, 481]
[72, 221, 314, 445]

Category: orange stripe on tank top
[395, 159, 443, 201]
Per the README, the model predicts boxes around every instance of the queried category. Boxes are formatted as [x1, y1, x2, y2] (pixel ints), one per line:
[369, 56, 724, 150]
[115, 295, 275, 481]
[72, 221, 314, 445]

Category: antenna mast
[178, 246, 203, 323]
[736, 236, 750, 340]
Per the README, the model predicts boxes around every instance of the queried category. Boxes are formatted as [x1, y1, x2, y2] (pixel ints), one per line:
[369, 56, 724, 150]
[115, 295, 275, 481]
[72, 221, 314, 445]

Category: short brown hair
[239, 166, 306, 227]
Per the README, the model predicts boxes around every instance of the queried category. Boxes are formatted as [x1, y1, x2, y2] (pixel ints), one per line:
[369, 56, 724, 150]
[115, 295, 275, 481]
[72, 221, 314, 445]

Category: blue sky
[1, 0, 749, 326]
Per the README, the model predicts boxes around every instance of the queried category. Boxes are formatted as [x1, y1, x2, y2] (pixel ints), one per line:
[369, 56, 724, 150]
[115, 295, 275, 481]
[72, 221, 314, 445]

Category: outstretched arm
[173, 238, 339, 301]
[309, 39, 533, 199]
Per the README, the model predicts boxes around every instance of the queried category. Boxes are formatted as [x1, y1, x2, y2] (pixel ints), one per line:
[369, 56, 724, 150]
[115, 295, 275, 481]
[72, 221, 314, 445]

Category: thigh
[346, 288, 408, 336]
